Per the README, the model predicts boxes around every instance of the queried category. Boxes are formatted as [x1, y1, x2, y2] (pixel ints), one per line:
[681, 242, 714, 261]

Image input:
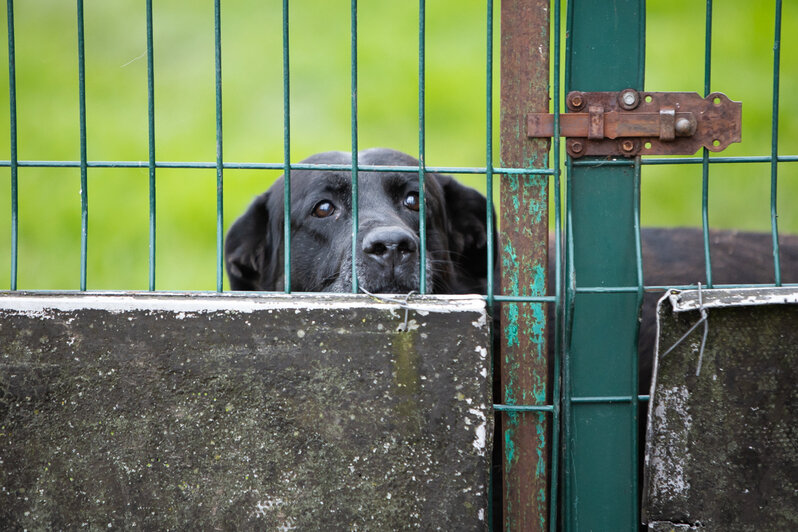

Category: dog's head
[225, 148, 493, 294]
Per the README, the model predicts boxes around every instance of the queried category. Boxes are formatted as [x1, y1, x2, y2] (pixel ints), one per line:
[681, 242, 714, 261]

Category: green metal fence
[3, 0, 797, 530]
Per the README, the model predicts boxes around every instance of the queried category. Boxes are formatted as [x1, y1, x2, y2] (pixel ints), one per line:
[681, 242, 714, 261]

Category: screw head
[618, 89, 640, 110]
[621, 140, 635, 152]
[570, 140, 584, 153]
[568, 92, 586, 111]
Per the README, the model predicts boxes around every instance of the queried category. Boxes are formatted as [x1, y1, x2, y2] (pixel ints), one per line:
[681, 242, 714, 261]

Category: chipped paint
[469, 407, 488, 453]
[650, 386, 692, 502]
[0, 291, 487, 316]
[669, 286, 798, 312]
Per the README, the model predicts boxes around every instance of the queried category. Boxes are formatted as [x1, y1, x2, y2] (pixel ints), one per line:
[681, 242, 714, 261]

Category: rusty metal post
[500, 0, 550, 529]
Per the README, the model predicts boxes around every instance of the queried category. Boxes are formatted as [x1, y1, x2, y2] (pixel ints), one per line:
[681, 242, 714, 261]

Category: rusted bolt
[621, 139, 635, 153]
[618, 89, 640, 110]
[570, 140, 584, 154]
[675, 117, 693, 136]
[568, 92, 585, 111]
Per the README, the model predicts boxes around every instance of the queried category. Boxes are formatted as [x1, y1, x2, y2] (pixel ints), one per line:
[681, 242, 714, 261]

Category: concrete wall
[0, 292, 492, 530]
[644, 287, 798, 530]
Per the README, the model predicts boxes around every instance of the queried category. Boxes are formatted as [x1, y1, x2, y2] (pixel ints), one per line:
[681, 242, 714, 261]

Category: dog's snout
[362, 227, 418, 264]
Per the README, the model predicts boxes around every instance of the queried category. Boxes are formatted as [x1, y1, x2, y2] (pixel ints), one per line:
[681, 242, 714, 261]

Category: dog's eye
[404, 192, 420, 212]
[312, 200, 335, 218]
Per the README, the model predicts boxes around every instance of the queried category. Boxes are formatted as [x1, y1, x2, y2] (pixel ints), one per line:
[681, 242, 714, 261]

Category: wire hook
[359, 287, 418, 332]
[661, 283, 709, 376]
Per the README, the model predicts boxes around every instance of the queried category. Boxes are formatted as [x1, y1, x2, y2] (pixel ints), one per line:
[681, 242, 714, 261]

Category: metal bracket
[527, 89, 742, 158]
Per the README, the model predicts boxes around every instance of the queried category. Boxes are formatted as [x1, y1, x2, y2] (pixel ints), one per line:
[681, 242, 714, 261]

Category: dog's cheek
[317, 238, 354, 292]
[446, 219, 466, 257]
[324, 253, 354, 293]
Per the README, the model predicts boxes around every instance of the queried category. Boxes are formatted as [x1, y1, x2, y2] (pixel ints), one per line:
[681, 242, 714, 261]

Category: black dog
[225, 148, 490, 295]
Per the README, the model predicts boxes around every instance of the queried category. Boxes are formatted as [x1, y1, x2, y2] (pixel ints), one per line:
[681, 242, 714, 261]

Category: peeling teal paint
[535, 411, 548, 530]
[530, 302, 545, 340]
[539, 487, 547, 530]
[504, 303, 520, 347]
[536, 446, 545, 477]
[503, 373, 519, 405]
[527, 193, 545, 225]
[532, 262, 546, 293]
[532, 375, 546, 405]
[504, 412, 518, 465]
[502, 243, 519, 280]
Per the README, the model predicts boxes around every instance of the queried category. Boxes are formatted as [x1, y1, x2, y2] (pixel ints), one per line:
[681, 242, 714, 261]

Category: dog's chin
[362, 281, 418, 295]
[316, 257, 426, 294]
[316, 274, 418, 295]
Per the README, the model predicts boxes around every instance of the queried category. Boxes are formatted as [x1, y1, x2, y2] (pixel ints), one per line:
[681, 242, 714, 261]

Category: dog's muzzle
[360, 226, 420, 292]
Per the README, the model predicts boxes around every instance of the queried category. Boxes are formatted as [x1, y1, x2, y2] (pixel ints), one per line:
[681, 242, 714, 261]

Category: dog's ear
[437, 174, 495, 292]
[225, 191, 280, 290]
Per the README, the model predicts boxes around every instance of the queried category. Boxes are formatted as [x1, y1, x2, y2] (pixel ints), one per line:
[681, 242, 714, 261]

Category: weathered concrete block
[0, 292, 492, 530]
[644, 287, 798, 530]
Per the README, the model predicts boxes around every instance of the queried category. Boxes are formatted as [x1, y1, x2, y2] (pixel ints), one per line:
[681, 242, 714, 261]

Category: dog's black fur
[226, 148, 490, 296]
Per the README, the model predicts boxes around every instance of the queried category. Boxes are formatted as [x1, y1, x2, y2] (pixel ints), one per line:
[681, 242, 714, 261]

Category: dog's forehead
[296, 168, 418, 192]
[305, 169, 351, 191]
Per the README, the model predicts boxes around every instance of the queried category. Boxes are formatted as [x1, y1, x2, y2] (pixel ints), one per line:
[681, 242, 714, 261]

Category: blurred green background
[0, 0, 795, 291]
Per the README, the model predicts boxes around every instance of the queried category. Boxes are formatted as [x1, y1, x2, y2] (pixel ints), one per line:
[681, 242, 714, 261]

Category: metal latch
[527, 89, 742, 158]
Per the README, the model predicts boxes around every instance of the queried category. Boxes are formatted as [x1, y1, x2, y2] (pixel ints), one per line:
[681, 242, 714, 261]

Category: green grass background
[0, 0, 795, 291]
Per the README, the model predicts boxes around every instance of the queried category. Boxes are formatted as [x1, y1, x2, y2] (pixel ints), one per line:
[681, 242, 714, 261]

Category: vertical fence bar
[549, 0, 562, 529]
[282, 0, 291, 293]
[417, 0, 427, 295]
[561, 155, 575, 528]
[485, 1, 495, 525]
[214, 0, 223, 292]
[350, 0, 358, 294]
[6, 0, 18, 290]
[631, 155, 644, 521]
[77, 0, 88, 291]
[145, 0, 156, 291]
[770, 0, 782, 286]
[701, 0, 713, 287]
[485, 0, 494, 308]
[499, 0, 550, 529]
[564, 0, 644, 529]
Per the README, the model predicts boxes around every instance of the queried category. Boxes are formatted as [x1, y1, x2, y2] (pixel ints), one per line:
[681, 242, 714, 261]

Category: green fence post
[6, 0, 18, 291]
[145, 0, 156, 291]
[564, 0, 644, 530]
[214, 0, 224, 293]
[77, 0, 88, 291]
[500, 0, 550, 529]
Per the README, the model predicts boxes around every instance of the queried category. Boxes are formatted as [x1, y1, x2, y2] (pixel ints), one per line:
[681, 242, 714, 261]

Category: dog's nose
[362, 227, 418, 266]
